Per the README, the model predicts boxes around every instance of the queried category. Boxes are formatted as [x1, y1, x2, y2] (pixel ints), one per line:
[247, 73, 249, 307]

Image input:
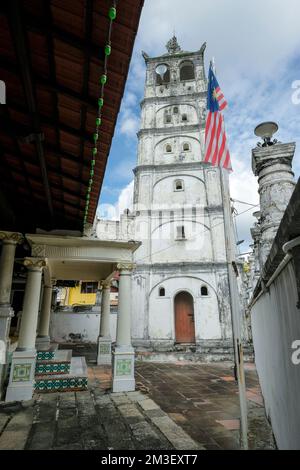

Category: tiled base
[5, 349, 36, 402]
[97, 337, 112, 365]
[35, 357, 88, 393]
[112, 348, 135, 393]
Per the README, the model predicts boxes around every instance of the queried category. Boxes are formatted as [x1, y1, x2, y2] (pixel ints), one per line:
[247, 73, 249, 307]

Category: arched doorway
[174, 291, 195, 343]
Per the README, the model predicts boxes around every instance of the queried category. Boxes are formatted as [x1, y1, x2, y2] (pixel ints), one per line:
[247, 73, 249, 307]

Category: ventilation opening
[166, 144, 172, 153]
[183, 143, 190, 151]
[182, 114, 188, 122]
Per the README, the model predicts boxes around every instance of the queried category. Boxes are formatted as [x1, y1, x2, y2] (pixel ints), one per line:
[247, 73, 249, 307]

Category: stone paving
[0, 368, 201, 450]
[0, 343, 276, 450]
[135, 361, 276, 450]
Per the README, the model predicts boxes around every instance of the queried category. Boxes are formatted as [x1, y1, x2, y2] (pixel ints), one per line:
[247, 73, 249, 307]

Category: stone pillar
[0, 232, 23, 396]
[36, 284, 53, 349]
[252, 141, 296, 268]
[97, 281, 112, 365]
[6, 258, 45, 402]
[112, 263, 135, 393]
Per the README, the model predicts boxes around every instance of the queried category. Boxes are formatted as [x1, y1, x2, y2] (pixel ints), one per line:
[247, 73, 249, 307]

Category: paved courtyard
[0, 344, 275, 450]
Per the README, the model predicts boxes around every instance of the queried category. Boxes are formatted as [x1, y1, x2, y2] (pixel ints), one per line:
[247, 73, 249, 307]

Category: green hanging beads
[98, 97, 104, 108]
[92, 147, 97, 156]
[93, 132, 99, 143]
[90, 169, 94, 177]
[100, 74, 107, 85]
[108, 7, 116, 20]
[105, 44, 111, 56]
[96, 117, 101, 126]
[91, 159, 95, 167]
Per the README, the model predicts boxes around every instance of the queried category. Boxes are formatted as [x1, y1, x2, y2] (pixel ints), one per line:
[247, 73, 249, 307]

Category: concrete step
[36, 343, 58, 361]
[35, 350, 72, 376]
[34, 357, 88, 393]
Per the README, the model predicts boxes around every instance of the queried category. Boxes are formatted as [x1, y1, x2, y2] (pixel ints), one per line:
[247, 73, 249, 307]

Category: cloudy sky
[98, 0, 300, 253]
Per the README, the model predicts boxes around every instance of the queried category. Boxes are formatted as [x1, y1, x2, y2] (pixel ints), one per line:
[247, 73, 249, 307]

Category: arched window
[182, 114, 188, 122]
[165, 114, 171, 123]
[173, 107, 178, 114]
[159, 287, 165, 297]
[174, 179, 184, 191]
[166, 144, 172, 153]
[156, 64, 170, 85]
[201, 285, 208, 296]
[180, 61, 195, 81]
[183, 142, 190, 151]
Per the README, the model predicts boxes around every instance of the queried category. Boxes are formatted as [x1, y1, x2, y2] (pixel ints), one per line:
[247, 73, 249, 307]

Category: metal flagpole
[220, 168, 248, 449]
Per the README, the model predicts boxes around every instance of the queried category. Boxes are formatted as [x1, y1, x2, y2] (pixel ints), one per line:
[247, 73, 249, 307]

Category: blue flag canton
[207, 66, 220, 112]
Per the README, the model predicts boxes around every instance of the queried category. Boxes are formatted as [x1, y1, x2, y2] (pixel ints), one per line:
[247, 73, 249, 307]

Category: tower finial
[166, 35, 181, 54]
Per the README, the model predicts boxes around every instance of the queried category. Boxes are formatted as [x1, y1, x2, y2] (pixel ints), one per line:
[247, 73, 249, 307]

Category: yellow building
[60, 281, 99, 306]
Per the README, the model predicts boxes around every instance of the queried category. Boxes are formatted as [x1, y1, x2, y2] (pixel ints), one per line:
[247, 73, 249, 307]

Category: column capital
[100, 280, 111, 289]
[0, 231, 24, 245]
[23, 257, 46, 272]
[116, 262, 136, 272]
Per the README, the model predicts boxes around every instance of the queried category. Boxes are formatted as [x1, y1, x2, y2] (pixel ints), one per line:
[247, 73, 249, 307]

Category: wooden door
[174, 291, 195, 343]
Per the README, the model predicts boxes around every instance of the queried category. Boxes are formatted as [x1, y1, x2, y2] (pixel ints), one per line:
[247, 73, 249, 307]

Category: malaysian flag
[204, 64, 232, 171]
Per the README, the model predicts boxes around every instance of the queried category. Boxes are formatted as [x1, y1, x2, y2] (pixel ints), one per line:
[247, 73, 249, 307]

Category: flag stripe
[204, 65, 232, 171]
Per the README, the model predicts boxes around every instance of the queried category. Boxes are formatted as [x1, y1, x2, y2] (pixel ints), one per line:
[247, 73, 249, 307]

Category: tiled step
[34, 357, 88, 393]
[37, 343, 59, 361]
[35, 350, 72, 376]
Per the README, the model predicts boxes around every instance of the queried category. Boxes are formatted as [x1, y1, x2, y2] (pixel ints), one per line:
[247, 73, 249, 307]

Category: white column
[100, 281, 111, 338]
[0, 232, 23, 395]
[115, 267, 132, 348]
[18, 259, 45, 351]
[36, 284, 52, 347]
[6, 258, 46, 402]
[97, 281, 112, 365]
[112, 263, 135, 392]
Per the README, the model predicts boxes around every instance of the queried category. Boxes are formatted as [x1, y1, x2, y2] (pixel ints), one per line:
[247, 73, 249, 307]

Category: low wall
[250, 261, 300, 449]
[49, 310, 117, 343]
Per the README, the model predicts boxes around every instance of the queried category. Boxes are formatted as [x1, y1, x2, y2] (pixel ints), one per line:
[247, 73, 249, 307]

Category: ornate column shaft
[97, 281, 112, 365]
[100, 281, 111, 337]
[0, 232, 23, 305]
[6, 257, 46, 402]
[36, 284, 53, 346]
[17, 258, 45, 351]
[0, 232, 23, 396]
[252, 142, 296, 268]
[112, 263, 135, 393]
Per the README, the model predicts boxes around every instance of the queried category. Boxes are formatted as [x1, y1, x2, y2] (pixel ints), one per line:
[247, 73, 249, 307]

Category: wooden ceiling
[0, 0, 143, 233]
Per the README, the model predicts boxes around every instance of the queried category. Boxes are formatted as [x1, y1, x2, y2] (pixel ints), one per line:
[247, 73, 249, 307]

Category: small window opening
[175, 180, 184, 191]
[159, 287, 165, 297]
[183, 143, 190, 151]
[177, 225, 186, 239]
[182, 114, 188, 122]
[166, 144, 172, 153]
[173, 107, 178, 114]
[201, 286, 208, 296]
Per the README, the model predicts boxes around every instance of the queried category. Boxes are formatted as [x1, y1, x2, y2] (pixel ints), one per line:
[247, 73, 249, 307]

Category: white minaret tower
[131, 37, 239, 358]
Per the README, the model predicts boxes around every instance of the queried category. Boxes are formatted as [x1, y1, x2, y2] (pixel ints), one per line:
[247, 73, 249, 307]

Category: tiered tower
[130, 37, 238, 357]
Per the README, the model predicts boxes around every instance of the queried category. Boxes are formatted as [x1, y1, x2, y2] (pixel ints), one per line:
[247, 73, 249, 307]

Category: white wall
[50, 312, 117, 343]
[146, 275, 221, 341]
[251, 261, 300, 449]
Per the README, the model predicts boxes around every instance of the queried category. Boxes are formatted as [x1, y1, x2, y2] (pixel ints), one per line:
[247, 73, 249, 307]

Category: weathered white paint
[50, 311, 117, 343]
[251, 261, 300, 449]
